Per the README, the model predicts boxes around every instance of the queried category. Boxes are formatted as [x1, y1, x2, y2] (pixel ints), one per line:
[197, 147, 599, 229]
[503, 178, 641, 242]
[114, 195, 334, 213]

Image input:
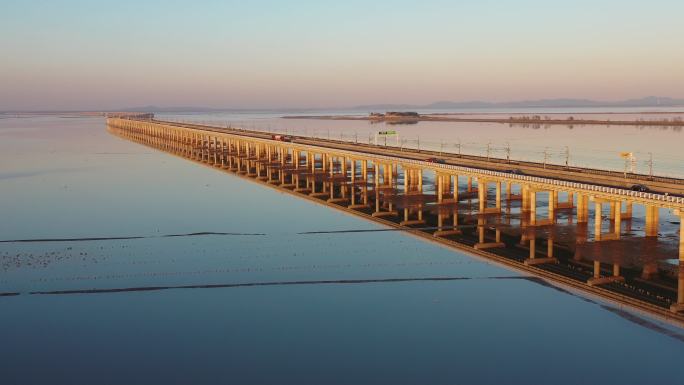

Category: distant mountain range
[115, 97, 684, 113]
[352, 96, 684, 111]
[6, 97, 681, 114]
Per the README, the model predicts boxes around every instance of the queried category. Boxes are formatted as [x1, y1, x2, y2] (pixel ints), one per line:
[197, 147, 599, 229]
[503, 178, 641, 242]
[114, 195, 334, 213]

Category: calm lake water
[1, 114, 683, 385]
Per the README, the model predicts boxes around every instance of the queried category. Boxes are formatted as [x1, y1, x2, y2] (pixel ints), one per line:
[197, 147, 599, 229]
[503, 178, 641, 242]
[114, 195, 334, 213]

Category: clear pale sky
[2, 0, 683, 110]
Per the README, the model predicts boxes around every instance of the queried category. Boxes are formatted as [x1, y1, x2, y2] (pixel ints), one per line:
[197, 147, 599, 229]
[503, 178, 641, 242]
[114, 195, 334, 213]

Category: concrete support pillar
[478, 180, 487, 212]
[645, 205, 659, 237]
[362, 160, 368, 182]
[329, 155, 334, 177]
[623, 202, 633, 218]
[530, 191, 537, 225]
[467, 176, 473, 193]
[453, 175, 459, 201]
[594, 202, 602, 241]
[417, 169, 423, 193]
[522, 185, 530, 212]
[529, 238, 536, 259]
[437, 174, 444, 203]
[577, 194, 589, 223]
[672, 265, 684, 312]
[593, 261, 601, 278]
[350, 160, 356, 183]
[548, 192, 555, 221]
[679, 214, 684, 261]
[495, 182, 501, 210]
[375, 164, 380, 188]
[614, 201, 622, 238]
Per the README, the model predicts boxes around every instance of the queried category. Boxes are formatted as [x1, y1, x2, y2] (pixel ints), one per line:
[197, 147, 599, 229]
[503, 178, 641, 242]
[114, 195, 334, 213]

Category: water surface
[1, 115, 682, 385]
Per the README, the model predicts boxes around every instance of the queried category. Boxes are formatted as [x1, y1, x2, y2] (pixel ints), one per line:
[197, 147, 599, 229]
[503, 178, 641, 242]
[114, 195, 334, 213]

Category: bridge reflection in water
[107, 118, 684, 322]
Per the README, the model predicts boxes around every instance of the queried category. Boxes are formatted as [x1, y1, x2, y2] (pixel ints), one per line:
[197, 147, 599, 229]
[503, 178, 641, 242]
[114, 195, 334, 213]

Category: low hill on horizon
[353, 96, 684, 111]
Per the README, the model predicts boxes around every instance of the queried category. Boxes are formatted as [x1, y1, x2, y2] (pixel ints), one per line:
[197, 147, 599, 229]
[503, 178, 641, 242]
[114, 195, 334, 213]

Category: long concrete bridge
[107, 117, 684, 323]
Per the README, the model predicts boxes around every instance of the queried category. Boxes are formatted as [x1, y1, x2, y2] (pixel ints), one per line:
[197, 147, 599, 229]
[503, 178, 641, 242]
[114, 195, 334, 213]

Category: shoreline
[283, 114, 684, 127]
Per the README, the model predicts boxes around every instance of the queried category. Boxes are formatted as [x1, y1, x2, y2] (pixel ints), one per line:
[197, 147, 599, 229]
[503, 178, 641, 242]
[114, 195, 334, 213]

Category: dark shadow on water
[26, 276, 481, 295]
[4, 275, 682, 342]
[519, 277, 684, 342]
[599, 305, 684, 343]
[0, 168, 86, 180]
[0, 231, 266, 243]
[0, 227, 489, 243]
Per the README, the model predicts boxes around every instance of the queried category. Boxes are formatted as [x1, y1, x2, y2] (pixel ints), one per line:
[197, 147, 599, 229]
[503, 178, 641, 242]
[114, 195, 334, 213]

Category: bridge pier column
[443, 175, 451, 198]
[362, 160, 368, 182]
[577, 194, 589, 223]
[594, 201, 602, 240]
[437, 174, 444, 204]
[526, 238, 536, 261]
[671, 264, 684, 313]
[680, 214, 684, 261]
[645, 205, 659, 237]
[614, 202, 622, 238]
[587, 260, 625, 286]
[669, 220, 684, 311]
[522, 185, 531, 212]
[495, 182, 501, 210]
[453, 175, 459, 201]
[530, 191, 537, 225]
[342, 157, 348, 178]
[478, 180, 487, 212]
[329, 155, 334, 177]
[350, 160, 356, 183]
[416, 169, 422, 193]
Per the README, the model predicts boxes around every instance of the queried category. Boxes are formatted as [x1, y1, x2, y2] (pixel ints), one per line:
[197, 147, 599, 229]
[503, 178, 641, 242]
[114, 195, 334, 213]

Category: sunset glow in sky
[2, 0, 683, 110]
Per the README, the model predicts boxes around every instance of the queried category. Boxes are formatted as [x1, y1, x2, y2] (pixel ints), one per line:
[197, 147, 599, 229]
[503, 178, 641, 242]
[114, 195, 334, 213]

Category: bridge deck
[155, 119, 684, 197]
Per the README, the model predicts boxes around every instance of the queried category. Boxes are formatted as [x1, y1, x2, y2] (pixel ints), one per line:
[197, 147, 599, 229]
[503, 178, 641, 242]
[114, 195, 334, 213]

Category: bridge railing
[360, 153, 684, 206]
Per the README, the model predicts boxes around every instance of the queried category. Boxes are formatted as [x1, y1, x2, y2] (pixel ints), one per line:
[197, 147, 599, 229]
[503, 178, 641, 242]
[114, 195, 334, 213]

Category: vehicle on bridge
[631, 184, 650, 192]
[503, 169, 525, 175]
[271, 134, 293, 142]
[425, 157, 446, 164]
